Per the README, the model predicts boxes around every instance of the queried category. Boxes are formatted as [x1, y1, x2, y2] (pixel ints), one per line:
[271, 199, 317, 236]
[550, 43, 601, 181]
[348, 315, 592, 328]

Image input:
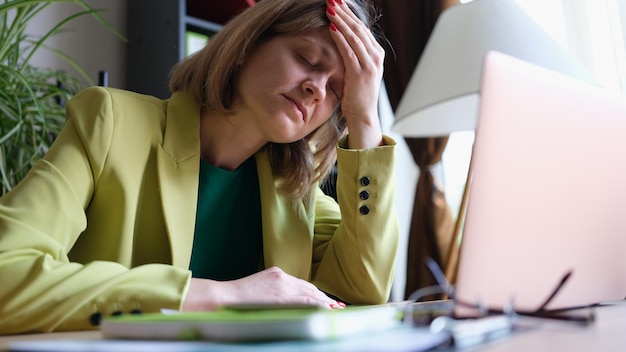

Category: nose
[302, 76, 327, 103]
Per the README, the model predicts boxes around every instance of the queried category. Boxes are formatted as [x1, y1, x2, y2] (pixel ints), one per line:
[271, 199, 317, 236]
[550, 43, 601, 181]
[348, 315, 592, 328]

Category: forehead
[280, 28, 342, 64]
[242, 27, 345, 79]
[292, 29, 334, 51]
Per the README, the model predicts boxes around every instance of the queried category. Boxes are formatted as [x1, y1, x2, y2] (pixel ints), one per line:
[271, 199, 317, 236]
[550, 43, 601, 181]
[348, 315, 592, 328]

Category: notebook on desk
[453, 51, 626, 312]
[100, 304, 403, 342]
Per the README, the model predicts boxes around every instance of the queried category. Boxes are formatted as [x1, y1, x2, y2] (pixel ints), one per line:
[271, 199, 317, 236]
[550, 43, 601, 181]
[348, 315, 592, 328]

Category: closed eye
[329, 78, 344, 100]
[299, 54, 316, 68]
[329, 85, 341, 100]
[297, 51, 342, 100]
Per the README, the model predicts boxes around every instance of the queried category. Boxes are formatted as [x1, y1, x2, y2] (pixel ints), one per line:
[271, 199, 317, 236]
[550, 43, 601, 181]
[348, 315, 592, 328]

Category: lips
[284, 95, 307, 122]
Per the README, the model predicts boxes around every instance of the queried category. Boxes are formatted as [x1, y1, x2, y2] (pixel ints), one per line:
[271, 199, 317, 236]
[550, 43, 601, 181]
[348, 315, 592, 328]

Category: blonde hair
[169, 0, 381, 200]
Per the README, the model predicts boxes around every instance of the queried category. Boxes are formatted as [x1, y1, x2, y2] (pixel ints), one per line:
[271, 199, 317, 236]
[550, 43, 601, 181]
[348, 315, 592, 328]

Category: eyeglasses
[404, 258, 597, 326]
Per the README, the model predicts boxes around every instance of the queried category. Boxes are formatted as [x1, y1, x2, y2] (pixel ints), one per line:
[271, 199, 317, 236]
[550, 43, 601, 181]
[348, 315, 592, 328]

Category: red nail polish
[327, 6, 336, 16]
[327, 0, 336, 6]
[329, 23, 338, 32]
[337, 0, 343, 4]
[337, 301, 346, 308]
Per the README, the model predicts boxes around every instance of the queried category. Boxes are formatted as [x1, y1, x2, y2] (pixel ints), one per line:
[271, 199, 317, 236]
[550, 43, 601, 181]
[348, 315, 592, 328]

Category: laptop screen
[454, 51, 626, 312]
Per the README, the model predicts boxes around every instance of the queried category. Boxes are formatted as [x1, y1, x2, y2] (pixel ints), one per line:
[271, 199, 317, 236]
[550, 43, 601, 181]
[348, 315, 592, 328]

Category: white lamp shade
[392, 0, 594, 137]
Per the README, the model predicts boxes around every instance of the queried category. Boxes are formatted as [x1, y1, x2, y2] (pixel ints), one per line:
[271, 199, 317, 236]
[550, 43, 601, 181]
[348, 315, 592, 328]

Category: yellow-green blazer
[0, 87, 399, 334]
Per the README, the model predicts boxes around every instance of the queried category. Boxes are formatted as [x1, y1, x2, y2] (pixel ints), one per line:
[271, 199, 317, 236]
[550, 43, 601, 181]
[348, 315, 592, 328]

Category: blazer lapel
[154, 94, 314, 274]
[156, 91, 201, 268]
[255, 151, 314, 279]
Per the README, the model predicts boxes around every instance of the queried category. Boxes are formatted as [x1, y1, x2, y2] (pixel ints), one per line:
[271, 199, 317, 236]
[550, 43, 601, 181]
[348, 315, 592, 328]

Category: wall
[26, 0, 127, 89]
[379, 84, 420, 303]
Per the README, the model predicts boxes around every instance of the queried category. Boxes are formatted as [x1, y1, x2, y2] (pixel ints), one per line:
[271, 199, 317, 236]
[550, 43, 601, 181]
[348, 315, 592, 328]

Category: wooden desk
[2, 304, 626, 351]
[463, 304, 626, 351]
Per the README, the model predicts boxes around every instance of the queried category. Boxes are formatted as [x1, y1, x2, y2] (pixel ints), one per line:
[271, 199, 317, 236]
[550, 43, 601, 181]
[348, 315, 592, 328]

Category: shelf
[127, 0, 258, 99]
[186, 0, 257, 25]
[185, 15, 223, 33]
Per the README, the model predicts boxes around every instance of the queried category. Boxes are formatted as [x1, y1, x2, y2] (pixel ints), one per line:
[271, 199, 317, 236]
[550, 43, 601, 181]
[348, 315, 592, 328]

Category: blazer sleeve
[0, 87, 190, 334]
[310, 135, 400, 304]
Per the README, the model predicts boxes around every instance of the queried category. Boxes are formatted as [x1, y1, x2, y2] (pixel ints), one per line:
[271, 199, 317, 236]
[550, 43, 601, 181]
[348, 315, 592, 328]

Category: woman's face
[233, 27, 344, 144]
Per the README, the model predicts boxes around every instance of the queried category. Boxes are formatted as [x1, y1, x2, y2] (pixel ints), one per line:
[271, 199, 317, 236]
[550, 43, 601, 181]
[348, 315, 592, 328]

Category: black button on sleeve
[359, 190, 370, 200]
[111, 311, 123, 316]
[359, 176, 371, 186]
[359, 205, 370, 215]
[130, 308, 143, 315]
[89, 312, 103, 326]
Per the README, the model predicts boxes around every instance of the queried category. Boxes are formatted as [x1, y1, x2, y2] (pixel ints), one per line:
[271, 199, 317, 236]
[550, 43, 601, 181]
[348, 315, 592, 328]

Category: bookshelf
[126, 0, 256, 99]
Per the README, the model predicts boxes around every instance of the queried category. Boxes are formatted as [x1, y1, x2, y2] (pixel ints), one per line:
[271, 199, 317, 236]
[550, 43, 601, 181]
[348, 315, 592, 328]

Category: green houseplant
[0, 0, 123, 195]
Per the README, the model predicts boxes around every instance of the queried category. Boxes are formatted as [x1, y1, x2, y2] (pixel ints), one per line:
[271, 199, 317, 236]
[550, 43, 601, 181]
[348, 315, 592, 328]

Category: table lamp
[393, 0, 593, 138]
[391, 0, 593, 283]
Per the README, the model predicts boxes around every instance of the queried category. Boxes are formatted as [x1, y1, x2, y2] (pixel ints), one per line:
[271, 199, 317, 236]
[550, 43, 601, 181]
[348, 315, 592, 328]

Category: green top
[189, 157, 262, 280]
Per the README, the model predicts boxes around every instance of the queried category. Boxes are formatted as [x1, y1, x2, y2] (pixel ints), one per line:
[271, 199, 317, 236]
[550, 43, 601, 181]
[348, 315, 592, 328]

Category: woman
[0, 0, 399, 334]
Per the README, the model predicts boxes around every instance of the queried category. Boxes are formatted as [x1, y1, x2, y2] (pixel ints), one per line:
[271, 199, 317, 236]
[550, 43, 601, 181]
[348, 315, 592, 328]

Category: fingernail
[327, 0, 336, 6]
[337, 0, 343, 4]
[329, 23, 338, 32]
[336, 301, 346, 308]
[327, 6, 336, 16]
[330, 303, 339, 309]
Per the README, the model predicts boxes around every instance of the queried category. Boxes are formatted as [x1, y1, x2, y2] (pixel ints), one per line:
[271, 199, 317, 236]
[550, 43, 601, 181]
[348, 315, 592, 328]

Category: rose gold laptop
[454, 51, 626, 313]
